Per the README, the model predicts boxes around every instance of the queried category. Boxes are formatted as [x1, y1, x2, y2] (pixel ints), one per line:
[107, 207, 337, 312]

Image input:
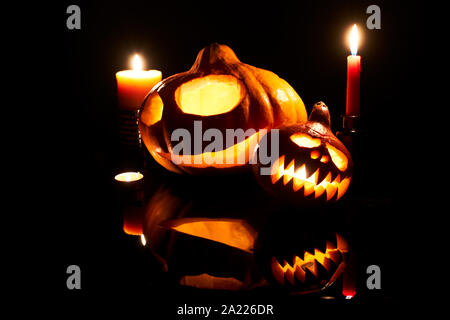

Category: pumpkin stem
[309, 102, 331, 128]
[191, 43, 240, 71]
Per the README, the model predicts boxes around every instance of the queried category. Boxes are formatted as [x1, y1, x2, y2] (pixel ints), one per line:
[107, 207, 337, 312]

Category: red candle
[346, 25, 361, 117]
[342, 251, 356, 299]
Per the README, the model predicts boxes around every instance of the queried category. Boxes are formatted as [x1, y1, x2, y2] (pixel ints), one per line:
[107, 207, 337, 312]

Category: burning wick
[131, 54, 144, 70]
[349, 24, 359, 56]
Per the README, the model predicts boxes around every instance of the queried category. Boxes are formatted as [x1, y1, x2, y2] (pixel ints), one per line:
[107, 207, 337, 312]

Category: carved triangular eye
[290, 133, 321, 148]
[325, 143, 348, 171]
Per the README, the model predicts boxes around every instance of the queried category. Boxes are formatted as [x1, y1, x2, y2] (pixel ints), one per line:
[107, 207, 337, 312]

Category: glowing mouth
[167, 130, 263, 168]
[270, 235, 349, 286]
[179, 274, 245, 291]
[270, 156, 351, 200]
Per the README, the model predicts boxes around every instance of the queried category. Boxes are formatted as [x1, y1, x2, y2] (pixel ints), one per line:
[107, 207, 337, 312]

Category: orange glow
[326, 143, 348, 171]
[163, 219, 257, 253]
[270, 234, 349, 286]
[179, 274, 245, 290]
[122, 204, 145, 235]
[320, 155, 330, 163]
[140, 92, 164, 126]
[114, 171, 143, 182]
[290, 133, 321, 148]
[310, 150, 321, 159]
[123, 222, 143, 236]
[270, 156, 351, 200]
[175, 75, 245, 116]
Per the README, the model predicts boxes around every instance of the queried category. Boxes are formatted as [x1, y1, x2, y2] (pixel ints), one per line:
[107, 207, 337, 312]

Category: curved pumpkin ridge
[251, 68, 307, 127]
[234, 63, 275, 129]
[277, 78, 307, 125]
[250, 68, 286, 126]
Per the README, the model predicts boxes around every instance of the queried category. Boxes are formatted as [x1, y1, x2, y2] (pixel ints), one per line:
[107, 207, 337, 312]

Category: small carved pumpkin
[254, 216, 349, 294]
[142, 177, 273, 290]
[139, 43, 307, 174]
[252, 102, 353, 204]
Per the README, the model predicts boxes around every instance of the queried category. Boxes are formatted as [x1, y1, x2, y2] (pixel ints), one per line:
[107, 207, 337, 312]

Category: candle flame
[132, 54, 144, 70]
[349, 24, 359, 55]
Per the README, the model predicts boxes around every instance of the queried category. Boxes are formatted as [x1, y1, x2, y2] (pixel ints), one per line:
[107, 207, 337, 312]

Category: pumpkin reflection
[255, 215, 350, 294]
[270, 233, 348, 288]
[162, 218, 256, 253]
[143, 177, 272, 290]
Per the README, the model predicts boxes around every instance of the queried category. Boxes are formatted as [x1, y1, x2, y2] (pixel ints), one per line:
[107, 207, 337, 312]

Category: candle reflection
[114, 171, 145, 235]
[140, 234, 147, 246]
[114, 171, 144, 182]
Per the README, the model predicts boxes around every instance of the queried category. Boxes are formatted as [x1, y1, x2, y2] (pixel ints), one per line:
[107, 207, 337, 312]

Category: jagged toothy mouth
[270, 155, 351, 200]
[270, 235, 349, 286]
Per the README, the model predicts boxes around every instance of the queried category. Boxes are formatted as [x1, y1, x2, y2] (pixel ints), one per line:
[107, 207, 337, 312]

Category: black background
[18, 0, 424, 315]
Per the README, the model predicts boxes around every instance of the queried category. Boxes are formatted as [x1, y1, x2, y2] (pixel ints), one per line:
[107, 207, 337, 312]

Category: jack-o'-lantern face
[253, 102, 353, 204]
[139, 43, 307, 174]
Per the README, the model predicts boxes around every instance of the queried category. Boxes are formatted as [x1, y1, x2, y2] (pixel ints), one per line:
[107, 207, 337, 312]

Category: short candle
[115, 54, 162, 110]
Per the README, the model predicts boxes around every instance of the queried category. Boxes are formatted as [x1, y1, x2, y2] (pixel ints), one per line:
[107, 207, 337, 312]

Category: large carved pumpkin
[139, 43, 307, 174]
[254, 215, 350, 294]
[252, 102, 353, 205]
[142, 175, 273, 290]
